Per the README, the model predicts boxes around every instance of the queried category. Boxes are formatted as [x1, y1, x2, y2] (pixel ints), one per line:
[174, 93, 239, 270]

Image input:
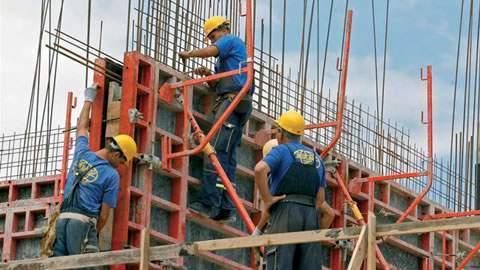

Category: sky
[0, 0, 472, 161]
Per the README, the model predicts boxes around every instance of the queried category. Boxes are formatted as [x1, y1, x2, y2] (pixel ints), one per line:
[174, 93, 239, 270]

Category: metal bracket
[420, 111, 428, 125]
[336, 57, 342, 71]
[137, 153, 162, 172]
[420, 67, 428, 81]
[334, 239, 354, 252]
[128, 108, 144, 124]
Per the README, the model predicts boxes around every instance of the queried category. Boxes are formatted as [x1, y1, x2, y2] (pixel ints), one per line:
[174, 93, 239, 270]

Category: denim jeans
[53, 218, 99, 269]
[201, 96, 252, 210]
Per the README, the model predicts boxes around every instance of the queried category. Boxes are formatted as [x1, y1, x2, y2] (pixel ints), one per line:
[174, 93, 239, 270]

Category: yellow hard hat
[275, 110, 305, 135]
[112, 134, 137, 162]
[262, 139, 278, 157]
[203, 16, 229, 37]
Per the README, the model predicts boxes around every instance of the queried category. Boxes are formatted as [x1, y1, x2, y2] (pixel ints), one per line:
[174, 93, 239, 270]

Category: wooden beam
[375, 216, 480, 238]
[367, 212, 376, 270]
[4, 216, 480, 269]
[3, 244, 184, 270]
[191, 226, 362, 253]
[192, 216, 480, 252]
[139, 227, 151, 270]
[347, 225, 367, 270]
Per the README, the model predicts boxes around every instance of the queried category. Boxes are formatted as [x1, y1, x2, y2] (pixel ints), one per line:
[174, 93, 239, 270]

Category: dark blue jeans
[201, 96, 252, 210]
[53, 218, 99, 269]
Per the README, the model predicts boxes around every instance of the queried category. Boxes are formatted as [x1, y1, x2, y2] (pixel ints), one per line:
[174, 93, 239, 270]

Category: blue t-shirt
[263, 141, 326, 195]
[63, 136, 120, 215]
[214, 34, 251, 93]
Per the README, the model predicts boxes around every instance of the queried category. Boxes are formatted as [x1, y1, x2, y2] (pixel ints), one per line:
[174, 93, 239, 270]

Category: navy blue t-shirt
[263, 141, 326, 195]
[64, 136, 120, 215]
[214, 34, 251, 93]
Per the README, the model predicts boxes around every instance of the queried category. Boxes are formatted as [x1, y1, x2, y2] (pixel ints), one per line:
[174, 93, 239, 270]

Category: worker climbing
[179, 15, 254, 222]
[254, 110, 329, 270]
[51, 84, 137, 259]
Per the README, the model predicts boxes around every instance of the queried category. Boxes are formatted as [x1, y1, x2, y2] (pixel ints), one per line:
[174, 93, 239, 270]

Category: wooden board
[3, 244, 184, 270]
[347, 225, 367, 270]
[192, 216, 480, 252]
[367, 212, 376, 270]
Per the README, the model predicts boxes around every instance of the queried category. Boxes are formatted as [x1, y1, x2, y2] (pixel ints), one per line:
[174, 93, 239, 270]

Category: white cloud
[0, 0, 128, 134]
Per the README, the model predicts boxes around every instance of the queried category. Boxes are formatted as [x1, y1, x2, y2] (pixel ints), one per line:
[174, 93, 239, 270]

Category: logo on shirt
[293, 150, 321, 168]
[76, 159, 99, 184]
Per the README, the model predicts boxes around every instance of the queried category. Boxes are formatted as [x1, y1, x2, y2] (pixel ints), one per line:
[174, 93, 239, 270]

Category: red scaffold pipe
[396, 66, 433, 225]
[187, 110, 255, 233]
[456, 242, 480, 270]
[320, 10, 352, 158]
[59, 91, 74, 202]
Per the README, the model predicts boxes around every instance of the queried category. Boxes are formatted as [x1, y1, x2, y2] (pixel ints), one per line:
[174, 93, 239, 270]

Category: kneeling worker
[254, 110, 331, 269]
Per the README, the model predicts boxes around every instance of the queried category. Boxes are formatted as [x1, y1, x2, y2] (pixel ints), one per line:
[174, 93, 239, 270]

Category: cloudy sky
[0, 0, 472, 160]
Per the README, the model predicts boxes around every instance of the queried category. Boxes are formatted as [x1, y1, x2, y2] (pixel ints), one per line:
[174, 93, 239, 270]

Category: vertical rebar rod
[85, 0, 92, 88]
[450, 0, 466, 187]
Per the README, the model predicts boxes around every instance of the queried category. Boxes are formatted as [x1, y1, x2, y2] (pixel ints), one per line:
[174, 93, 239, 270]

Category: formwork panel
[379, 244, 421, 270]
[186, 221, 250, 268]
[15, 238, 40, 260]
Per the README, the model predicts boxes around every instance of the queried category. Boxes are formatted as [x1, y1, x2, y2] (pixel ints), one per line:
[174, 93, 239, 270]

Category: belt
[59, 212, 97, 226]
[279, 194, 316, 207]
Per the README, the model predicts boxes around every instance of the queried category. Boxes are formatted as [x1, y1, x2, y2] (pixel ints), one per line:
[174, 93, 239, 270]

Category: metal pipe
[421, 209, 480, 220]
[442, 231, 446, 270]
[396, 65, 434, 224]
[59, 92, 74, 201]
[187, 110, 255, 233]
[366, 172, 428, 183]
[456, 242, 480, 270]
[305, 122, 337, 130]
[334, 171, 391, 269]
[320, 10, 353, 158]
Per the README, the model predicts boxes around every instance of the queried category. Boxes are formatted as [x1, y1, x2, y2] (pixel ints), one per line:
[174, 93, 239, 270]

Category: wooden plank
[347, 225, 367, 270]
[367, 212, 376, 270]
[2, 244, 184, 270]
[139, 227, 151, 270]
[376, 216, 480, 237]
[192, 216, 480, 252]
[192, 226, 363, 252]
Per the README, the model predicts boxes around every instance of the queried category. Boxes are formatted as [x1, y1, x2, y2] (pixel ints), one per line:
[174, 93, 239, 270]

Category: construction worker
[254, 110, 328, 269]
[253, 139, 334, 236]
[52, 84, 137, 259]
[179, 16, 253, 221]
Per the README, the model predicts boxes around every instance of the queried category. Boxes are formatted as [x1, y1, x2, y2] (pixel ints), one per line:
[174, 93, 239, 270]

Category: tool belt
[213, 92, 252, 115]
[278, 194, 316, 207]
[59, 212, 98, 227]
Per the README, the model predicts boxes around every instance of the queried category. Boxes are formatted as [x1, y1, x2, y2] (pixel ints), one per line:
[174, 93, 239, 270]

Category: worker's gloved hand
[193, 66, 212, 76]
[178, 51, 191, 60]
[84, 83, 98, 102]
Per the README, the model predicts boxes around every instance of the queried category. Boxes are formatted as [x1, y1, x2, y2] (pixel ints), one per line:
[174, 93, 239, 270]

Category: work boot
[190, 201, 213, 217]
[211, 208, 236, 223]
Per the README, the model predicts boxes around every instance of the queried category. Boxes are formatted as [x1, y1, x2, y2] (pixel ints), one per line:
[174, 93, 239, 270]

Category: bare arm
[254, 161, 272, 203]
[180, 46, 219, 59]
[97, 203, 111, 231]
[316, 186, 335, 229]
[76, 101, 92, 137]
[77, 84, 98, 137]
[318, 201, 335, 229]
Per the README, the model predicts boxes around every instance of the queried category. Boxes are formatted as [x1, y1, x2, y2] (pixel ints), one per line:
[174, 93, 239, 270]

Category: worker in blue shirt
[52, 84, 137, 258]
[254, 110, 328, 270]
[179, 16, 253, 222]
